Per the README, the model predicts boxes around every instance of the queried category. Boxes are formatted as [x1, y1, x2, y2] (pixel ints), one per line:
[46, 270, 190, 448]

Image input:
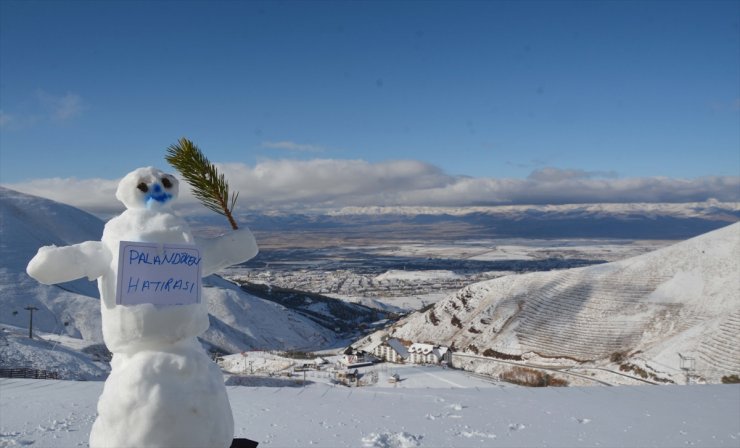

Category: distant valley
[1, 186, 738, 385]
[224, 238, 671, 312]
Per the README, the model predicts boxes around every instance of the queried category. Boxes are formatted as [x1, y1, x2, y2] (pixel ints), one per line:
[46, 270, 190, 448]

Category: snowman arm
[196, 227, 259, 277]
[26, 241, 111, 285]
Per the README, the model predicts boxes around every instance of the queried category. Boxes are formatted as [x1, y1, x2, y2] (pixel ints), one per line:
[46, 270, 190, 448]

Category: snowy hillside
[374, 223, 740, 383]
[202, 275, 337, 353]
[0, 187, 338, 374]
[0, 186, 104, 340]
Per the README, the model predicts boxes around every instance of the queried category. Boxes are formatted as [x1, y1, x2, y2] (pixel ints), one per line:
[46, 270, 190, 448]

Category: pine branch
[165, 137, 239, 230]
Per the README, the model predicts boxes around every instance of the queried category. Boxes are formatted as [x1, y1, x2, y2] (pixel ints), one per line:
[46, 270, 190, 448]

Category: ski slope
[1, 378, 738, 447]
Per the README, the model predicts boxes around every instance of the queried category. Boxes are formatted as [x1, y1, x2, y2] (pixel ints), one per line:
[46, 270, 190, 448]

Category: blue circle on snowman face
[145, 183, 173, 208]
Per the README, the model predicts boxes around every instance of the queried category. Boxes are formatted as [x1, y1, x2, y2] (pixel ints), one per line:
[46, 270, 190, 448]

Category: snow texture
[24, 167, 260, 448]
[1, 378, 738, 448]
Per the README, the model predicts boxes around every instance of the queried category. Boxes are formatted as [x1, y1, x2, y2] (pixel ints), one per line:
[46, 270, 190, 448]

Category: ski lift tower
[678, 353, 696, 385]
[241, 352, 248, 375]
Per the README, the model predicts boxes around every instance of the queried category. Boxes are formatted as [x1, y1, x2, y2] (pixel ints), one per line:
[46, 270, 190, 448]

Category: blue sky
[1, 0, 738, 210]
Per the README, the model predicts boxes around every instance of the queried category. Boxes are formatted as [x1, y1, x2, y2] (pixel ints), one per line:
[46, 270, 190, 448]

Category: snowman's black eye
[162, 177, 173, 189]
[137, 182, 149, 193]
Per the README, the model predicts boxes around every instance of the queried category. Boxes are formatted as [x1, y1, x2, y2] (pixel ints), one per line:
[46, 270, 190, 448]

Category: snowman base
[90, 339, 235, 448]
[231, 438, 259, 448]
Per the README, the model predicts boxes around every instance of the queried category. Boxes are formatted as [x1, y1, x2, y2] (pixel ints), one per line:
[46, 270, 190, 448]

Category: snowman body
[27, 167, 258, 448]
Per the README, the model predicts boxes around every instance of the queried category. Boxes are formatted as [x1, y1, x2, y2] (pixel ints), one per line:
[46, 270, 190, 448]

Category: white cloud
[527, 167, 618, 182]
[0, 111, 13, 128]
[4, 177, 120, 213]
[217, 159, 449, 207]
[262, 141, 327, 153]
[35, 90, 85, 121]
[1, 91, 85, 130]
[4, 160, 739, 214]
[0, 109, 40, 130]
[709, 98, 740, 113]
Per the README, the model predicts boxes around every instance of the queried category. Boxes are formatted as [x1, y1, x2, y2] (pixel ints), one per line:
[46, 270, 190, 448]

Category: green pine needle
[165, 137, 239, 230]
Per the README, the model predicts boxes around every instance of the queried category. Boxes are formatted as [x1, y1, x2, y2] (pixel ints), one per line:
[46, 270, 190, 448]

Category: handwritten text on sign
[116, 241, 202, 306]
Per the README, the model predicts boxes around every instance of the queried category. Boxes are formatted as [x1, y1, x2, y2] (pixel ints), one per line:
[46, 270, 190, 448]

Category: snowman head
[116, 167, 179, 210]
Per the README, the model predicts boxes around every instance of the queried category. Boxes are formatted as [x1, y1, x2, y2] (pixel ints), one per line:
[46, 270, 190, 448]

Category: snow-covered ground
[1, 378, 738, 447]
[219, 351, 502, 389]
[3, 344, 739, 446]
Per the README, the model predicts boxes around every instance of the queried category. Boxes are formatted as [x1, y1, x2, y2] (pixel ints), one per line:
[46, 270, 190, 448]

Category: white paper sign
[116, 241, 201, 306]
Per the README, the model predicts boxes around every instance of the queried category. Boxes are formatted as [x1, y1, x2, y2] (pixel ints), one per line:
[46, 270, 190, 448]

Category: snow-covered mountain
[0, 187, 337, 370]
[1, 187, 104, 341]
[370, 223, 740, 383]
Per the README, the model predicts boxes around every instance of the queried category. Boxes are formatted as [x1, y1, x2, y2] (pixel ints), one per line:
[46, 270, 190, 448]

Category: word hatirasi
[127, 277, 197, 294]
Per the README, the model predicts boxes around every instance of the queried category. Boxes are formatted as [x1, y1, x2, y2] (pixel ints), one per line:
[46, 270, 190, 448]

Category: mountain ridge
[217, 201, 740, 240]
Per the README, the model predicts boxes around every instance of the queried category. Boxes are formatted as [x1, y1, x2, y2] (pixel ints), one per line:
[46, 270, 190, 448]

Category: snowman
[26, 166, 258, 448]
